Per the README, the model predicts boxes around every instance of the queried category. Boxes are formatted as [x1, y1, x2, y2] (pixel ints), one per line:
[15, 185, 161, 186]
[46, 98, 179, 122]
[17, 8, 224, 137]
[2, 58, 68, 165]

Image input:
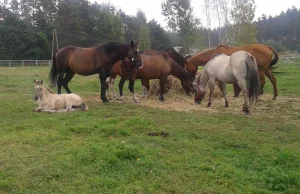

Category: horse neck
[198, 68, 209, 92]
[165, 50, 186, 68]
[170, 62, 188, 81]
[193, 48, 217, 65]
[39, 86, 52, 101]
[101, 44, 130, 66]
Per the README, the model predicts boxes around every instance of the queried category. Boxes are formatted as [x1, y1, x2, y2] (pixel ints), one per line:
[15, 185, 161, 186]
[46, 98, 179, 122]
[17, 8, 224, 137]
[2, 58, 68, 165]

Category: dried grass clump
[148, 76, 186, 96]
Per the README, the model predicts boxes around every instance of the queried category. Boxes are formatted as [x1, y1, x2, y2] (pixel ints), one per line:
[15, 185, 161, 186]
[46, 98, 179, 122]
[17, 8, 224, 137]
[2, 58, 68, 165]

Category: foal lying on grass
[33, 80, 88, 112]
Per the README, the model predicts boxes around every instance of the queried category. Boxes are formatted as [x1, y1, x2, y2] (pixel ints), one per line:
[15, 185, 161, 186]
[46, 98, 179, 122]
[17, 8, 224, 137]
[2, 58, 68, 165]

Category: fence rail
[279, 55, 300, 63]
[0, 60, 52, 67]
[0, 56, 299, 67]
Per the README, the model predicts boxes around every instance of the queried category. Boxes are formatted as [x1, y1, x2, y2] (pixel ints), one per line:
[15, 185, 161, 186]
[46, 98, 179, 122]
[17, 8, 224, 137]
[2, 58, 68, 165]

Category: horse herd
[33, 40, 279, 114]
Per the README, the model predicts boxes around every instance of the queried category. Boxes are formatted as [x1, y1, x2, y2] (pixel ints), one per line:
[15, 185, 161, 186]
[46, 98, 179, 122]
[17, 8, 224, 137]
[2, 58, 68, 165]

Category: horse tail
[268, 46, 279, 68]
[245, 54, 260, 106]
[49, 50, 59, 87]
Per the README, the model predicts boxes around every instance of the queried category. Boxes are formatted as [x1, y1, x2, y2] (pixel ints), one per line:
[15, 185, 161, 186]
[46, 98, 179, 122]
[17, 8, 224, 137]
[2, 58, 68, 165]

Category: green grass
[0, 63, 300, 193]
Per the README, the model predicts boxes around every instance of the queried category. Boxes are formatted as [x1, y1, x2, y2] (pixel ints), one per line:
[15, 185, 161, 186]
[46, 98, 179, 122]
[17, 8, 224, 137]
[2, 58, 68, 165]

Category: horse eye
[39, 88, 42, 91]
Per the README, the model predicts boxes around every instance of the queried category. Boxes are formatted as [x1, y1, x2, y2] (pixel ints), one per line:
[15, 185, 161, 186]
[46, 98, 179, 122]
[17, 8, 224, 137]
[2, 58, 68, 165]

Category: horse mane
[198, 48, 216, 57]
[44, 84, 55, 94]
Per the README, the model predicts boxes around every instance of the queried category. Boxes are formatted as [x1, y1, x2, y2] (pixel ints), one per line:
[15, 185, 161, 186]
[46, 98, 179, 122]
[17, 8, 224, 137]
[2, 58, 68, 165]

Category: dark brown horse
[186, 44, 279, 100]
[49, 41, 142, 103]
[163, 48, 188, 69]
[107, 51, 194, 102]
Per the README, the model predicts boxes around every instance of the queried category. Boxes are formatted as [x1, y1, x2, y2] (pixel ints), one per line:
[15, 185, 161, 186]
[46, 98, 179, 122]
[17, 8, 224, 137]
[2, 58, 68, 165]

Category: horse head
[127, 41, 143, 69]
[33, 79, 44, 101]
[193, 75, 206, 104]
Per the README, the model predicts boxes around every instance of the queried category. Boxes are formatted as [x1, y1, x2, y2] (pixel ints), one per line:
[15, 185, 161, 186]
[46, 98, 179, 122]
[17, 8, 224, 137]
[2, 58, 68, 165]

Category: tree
[231, 0, 256, 45]
[0, 6, 48, 59]
[203, 0, 212, 47]
[148, 19, 172, 50]
[161, 0, 200, 53]
[136, 10, 151, 51]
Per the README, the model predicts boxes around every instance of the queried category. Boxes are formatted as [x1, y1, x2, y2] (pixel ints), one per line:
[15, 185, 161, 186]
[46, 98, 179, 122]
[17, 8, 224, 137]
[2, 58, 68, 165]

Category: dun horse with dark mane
[187, 44, 279, 100]
[49, 41, 142, 103]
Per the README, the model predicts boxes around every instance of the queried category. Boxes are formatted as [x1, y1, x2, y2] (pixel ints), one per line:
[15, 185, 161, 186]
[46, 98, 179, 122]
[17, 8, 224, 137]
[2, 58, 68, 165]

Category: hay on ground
[148, 73, 223, 98]
[148, 76, 185, 96]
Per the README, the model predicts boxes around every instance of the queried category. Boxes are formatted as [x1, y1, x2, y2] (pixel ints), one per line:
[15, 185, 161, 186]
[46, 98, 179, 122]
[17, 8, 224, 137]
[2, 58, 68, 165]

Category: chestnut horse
[187, 44, 279, 100]
[49, 41, 142, 103]
[107, 51, 194, 102]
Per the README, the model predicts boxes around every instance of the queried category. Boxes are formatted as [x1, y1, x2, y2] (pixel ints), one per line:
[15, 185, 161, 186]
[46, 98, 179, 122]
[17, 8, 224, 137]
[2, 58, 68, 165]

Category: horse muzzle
[194, 97, 202, 105]
[34, 96, 39, 101]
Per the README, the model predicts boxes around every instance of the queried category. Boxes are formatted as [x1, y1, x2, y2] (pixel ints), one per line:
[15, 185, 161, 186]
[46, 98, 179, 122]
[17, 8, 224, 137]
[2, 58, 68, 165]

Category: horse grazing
[49, 41, 142, 103]
[194, 51, 260, 113]
[163, 48, 188, 69]
[187, 44, 279, 100]
[33, 80, 87, 112]
[107, 51, 194, 102]
[107, 48, 192, 100]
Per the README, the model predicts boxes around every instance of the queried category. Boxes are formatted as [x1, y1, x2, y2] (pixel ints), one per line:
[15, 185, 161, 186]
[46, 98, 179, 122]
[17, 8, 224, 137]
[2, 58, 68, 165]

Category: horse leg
[118, 77, 126, 101]
[159, 76, 168, 102]
[265, 68, 278, 100]
[233, 83, 241, 97]
[128, 79, 140, 103]
[106, 77, 116, 99]
[99, 72, 109, 103]
[57, 72, 64, 94]
[219, 82, 229, 107]
[142, 79, 150, 98]
[237, 80, 249, 113]
[207, 79, 215, 107]
[258, 71, 266, 96]
[62, 71, 75, 94]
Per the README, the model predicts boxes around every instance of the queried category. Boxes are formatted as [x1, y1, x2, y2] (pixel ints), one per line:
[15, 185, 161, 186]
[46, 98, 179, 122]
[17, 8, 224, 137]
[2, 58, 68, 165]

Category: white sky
[94, 0, 300, 29]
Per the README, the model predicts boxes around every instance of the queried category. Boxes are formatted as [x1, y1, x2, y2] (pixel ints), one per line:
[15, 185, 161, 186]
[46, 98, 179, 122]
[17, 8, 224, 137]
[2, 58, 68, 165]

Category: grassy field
[0, 62, 300, 193]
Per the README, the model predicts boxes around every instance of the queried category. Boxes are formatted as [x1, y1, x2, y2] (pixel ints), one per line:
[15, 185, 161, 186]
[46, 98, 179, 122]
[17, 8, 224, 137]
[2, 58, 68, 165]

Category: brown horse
[49, 41, 142, 103]
[107, 51, 194, 102]
[186, 44, 279, 100]
[107, 48, 191, 99]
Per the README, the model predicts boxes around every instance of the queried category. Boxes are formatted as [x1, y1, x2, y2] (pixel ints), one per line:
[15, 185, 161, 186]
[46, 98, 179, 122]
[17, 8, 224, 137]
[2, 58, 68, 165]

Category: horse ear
[41, 80, 43, 84]
[34, 79, 36, 83]
[131, 40, 134, 48]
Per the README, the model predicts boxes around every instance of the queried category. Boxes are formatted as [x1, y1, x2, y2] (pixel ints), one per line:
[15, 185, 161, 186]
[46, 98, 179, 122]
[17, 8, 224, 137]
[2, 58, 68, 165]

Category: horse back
[58, 46, 102, 75]
[136, 52, 172, 79]
[216, 44, 273, 68]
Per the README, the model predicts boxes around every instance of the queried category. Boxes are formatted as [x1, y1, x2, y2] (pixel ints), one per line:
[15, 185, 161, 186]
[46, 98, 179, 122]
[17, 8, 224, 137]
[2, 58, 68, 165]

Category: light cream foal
[34, 80, 88, 112]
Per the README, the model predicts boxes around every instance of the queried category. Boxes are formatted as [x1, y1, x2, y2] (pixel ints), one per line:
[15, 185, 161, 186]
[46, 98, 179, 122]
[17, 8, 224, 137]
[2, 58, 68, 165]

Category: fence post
[36, 60, 37, 66]
[22, 60, 24, 67]
[49, 60, 51, 66]
[9, 60, 11, 67]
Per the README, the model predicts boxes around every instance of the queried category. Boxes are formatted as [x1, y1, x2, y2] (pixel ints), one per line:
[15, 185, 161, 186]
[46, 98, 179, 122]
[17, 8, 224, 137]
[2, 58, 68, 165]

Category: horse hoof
[207, 102, 211, 107]
[102, 99, 109, 103]
[225, 103, 229, 108]
[159, 98, 165, 102]
[242, 107, 249, 114]
[272, 96, 277, 100]
[133, 98, 140, 103]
